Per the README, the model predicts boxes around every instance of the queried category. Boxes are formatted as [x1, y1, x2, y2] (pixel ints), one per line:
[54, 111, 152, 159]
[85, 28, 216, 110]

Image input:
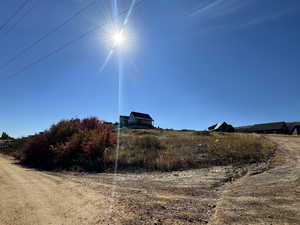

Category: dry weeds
[105, 129, 276, 171]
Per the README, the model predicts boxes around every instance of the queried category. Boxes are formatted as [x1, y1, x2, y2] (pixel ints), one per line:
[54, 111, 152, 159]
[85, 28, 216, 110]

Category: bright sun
[112, 30, 126, 47]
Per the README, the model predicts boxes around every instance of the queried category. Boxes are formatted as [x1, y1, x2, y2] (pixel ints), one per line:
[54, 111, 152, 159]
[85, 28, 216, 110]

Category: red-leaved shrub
[21, 117, 116, 171]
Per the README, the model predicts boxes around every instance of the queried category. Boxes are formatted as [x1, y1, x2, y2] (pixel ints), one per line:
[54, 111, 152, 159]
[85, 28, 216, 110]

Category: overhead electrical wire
[0, 0, 98, 71]
[1, 0, 36, 38]
[6, 25, 100, 79]
[0, 0, 31, 33]
[4, 0, 143, 80]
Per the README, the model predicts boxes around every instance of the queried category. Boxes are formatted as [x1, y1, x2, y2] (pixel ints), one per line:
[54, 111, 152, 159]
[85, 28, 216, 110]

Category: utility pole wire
[6, 25, 99, 79]
[4, 0, 143, 80]
[0, 0, 31, 33]
[0, 0, 98, 71]
[1, 0, 36, 38]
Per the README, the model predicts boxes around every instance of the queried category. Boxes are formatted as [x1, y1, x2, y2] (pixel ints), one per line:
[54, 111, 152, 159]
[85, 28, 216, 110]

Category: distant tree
[1, 132, 12, 140]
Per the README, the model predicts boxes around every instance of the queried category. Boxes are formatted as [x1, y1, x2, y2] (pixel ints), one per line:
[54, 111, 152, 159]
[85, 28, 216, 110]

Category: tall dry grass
[105, 130, 276, 171]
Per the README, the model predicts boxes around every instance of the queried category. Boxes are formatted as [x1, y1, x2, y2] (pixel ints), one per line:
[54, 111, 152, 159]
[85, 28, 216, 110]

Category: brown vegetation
[105, 129, 276, 171]
[6, 118, 116, 171]
[0, 120, 276, 172]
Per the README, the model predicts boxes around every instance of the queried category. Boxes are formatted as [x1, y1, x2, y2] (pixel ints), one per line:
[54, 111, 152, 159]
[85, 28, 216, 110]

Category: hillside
[0, 118, 276, 172]
[105, 128, 276, 171]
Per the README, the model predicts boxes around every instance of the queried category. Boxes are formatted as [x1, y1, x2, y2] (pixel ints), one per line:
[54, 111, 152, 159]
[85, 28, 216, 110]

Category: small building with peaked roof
[208, 122, 234, 132]
[119, 112, 154, 129]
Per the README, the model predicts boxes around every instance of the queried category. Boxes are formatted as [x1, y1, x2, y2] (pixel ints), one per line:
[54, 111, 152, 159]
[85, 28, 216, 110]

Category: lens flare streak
[100, 0, 137, 73]
[105, 0, 138, 211]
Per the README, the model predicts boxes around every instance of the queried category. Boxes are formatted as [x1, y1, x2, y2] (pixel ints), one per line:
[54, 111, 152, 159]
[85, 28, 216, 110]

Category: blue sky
[1, 0, 300, 137]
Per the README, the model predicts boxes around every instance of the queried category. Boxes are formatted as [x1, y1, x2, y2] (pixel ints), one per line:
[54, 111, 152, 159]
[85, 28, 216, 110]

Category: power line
[1, 0, 36, 38]
[0, 0, 31, 33]
[4, 0, 143, 80]
[0, 0, 98, 71]
[6, 25, 99, 80]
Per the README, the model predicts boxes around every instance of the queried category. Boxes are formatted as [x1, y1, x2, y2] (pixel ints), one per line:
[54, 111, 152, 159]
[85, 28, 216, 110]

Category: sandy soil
[0, 135, 299, 224]
[210, 135, 300, 225]
[0, 155, 133, 225]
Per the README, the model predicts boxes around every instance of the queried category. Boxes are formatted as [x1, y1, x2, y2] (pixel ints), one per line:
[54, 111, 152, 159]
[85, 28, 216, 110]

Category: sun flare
[111, 30, 126, 47]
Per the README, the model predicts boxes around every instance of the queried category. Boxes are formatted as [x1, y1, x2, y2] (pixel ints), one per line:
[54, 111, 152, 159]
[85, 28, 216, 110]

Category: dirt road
[0, 154, 239, 225]
[0, 135, 299, 225]
[0, 155, 132, 225]
[210, 135, 300, 225]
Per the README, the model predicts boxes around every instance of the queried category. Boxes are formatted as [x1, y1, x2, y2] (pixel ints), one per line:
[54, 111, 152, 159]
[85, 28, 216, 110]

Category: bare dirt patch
[0, 135, 299, 225]
[0, 152, 251, 225]
[209, 135, 300, 225]
[0, 154, 133, 225]
[56, 166, 240, 224]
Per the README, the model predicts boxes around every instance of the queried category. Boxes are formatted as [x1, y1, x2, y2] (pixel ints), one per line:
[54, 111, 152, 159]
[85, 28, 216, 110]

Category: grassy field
[104, 128, 277, 171]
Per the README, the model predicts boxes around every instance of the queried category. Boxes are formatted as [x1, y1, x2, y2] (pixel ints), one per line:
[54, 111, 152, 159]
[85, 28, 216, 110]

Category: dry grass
[104, 129, 277, 171]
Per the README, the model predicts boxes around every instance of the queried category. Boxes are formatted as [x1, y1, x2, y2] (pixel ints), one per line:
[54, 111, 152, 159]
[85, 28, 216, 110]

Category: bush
[20, 117, 116, 171]
[48, 119, 82, 144]
[22, 132, 54, 168]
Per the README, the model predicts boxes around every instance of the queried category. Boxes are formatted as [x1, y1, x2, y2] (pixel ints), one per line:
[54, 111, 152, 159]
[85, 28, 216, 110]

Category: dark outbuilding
[235, 121, 300, 135]
[236, 122, 289, 134]
[208, 122, 234, 132]
[249, 122, 288, 134]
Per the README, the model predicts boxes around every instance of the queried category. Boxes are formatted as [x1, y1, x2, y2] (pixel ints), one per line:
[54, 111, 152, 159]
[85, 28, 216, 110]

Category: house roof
[130, 112, 153, 120]
[208, 124, 217, 130]
[236, 121, 300, 133]
[208, 122, 231, 131]
[214, 122, 227, 130]
[120, 115, 129, 119]
[249, 122, 287, 132]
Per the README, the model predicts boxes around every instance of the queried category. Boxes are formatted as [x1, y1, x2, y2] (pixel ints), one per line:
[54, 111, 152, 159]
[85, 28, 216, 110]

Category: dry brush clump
[105, 131, 276, 171]
[20, 117, 116, 171]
